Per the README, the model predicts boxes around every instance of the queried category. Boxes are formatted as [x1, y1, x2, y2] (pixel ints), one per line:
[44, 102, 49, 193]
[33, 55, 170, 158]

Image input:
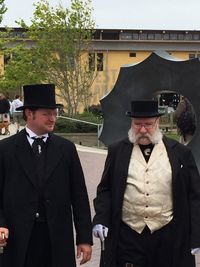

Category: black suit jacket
[93, 136, 200, 267]
[0, 129, 92, 267]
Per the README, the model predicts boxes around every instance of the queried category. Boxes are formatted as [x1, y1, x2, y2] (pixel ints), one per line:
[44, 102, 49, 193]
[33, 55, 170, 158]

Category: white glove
[191, 248, 200, 255]
[93, 224, 108, 241]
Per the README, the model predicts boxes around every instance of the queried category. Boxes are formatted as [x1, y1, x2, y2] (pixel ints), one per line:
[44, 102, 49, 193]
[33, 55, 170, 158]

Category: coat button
[46, 199, 50, 203]
[35, 212, 40, 218]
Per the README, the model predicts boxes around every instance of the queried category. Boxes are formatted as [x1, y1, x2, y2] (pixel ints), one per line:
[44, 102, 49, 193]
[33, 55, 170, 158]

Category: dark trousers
[116, 221, 174, 267]
[24, 221, 52, 267]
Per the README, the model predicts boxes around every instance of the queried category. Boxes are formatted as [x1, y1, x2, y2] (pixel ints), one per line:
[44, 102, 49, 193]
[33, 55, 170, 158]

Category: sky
[2, 0, 200, 30]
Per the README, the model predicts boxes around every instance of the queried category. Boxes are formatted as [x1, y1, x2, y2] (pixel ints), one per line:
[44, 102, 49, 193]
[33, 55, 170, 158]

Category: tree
[0, 0, 44, 97]
[18, 0, 96, 116]
[0, 0, 7, 24]
[0, 44, 46, 96]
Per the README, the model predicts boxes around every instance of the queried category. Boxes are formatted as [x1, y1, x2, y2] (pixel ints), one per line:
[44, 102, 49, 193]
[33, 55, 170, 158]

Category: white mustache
[137, 133, 151, 139]
[128, 127, 163, 144]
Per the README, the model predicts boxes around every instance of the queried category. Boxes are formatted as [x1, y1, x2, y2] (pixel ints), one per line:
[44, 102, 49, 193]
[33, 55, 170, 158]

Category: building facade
[90, 29, 200, 104]
[2, 28, 200, 106]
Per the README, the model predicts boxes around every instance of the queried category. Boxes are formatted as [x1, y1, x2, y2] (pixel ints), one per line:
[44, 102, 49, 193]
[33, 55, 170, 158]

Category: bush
[85, 104, 102, 117]
[55, 112, 103, 133]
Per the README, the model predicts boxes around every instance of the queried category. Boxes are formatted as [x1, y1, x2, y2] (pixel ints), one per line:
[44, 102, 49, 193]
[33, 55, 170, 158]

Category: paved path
[77, 148, 107, 267]
[1, 124, 200, 266]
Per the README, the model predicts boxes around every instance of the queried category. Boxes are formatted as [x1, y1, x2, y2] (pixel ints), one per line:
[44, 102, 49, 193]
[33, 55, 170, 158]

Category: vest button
[35, 212, 39, 218]
[146, 181, 149, 184]
[145, 216, 148, 218]
[146, 193, 149, 196]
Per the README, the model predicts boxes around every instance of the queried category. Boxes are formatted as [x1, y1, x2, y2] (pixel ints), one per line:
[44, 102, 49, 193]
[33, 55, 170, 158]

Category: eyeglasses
[133, 119, 158, 129]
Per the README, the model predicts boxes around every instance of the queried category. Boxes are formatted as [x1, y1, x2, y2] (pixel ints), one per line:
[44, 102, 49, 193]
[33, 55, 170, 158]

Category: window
[155, 33, 162, 40]
[121, 33, 132, 40]
[189, 53, 200, 60]
[102, 32, 119, 40]
[88, 52, 104, 71]
[129, 52, 136, 57]
[185, 34, 192, 40]
[189, 54, 195, 60]
[93, 31, 101, 40]
[148, 33, 155, 40]
[170, 33, 177, 40]
[132, 33, 139, 40]
[193, 34, 199, 40]
[89, 53, 95, 71]
[97, 53, 103, 71]
[4, 54, 10, 65]
[140, 33, 148, 40]
[178, 34, 184, 40]
[68, 56, 75, 69]
[163, 33, 169, 40]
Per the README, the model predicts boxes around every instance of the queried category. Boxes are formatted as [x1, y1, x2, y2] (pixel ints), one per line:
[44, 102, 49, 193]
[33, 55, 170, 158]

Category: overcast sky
[2, 0, 200, 30]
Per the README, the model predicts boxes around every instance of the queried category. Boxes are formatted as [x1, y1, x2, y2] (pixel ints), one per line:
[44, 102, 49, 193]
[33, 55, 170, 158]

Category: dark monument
[99, 51, 200, 169]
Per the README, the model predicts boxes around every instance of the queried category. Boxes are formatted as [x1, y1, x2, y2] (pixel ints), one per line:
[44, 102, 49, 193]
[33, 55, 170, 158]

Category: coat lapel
[44, 134, 64, 183]
[163, 136, 180, 186]
[117, 139, 133, 205]
[14, 129, 38, 188]
[14, 130, 64, 188]
[119, 138, 133, 178]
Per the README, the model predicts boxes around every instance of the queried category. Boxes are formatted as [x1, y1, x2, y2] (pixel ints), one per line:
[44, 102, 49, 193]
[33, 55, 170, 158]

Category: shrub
[85, 104, 102, 117]
[55, 112, 102, 133]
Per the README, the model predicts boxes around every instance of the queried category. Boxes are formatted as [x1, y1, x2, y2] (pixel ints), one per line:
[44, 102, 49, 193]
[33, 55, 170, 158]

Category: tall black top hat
[126, 100, 162, 118]
[16, 83, 62, 111]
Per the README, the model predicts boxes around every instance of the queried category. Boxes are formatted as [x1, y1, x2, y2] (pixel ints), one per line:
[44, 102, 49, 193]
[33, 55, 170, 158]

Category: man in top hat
[93, 99, 200, 267]
[0, 84, 92, 267]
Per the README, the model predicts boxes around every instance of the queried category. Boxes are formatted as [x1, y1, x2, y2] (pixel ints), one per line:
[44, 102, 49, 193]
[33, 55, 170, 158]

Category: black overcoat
[93, 137, 200, 267]
[0, 129, 92, 267]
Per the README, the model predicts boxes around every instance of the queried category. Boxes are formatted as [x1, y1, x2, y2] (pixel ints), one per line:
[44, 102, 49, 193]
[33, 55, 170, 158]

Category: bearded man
[93, 100, 200, 267]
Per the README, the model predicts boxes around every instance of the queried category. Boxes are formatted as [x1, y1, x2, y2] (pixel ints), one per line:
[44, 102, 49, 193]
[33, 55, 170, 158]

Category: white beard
[128, 126, 163, 145]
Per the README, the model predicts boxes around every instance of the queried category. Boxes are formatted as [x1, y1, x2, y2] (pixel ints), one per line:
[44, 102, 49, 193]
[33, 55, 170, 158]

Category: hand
[191, 248, 200, 255]
[76, 244, 92, 265]
[93, 224, 108, 241]
[0, 228, 9, 247]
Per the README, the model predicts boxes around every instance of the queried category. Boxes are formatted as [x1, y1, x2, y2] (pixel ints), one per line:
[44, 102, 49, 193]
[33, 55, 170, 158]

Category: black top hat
[126, 100, 162, 118]
[16, 84, 62, 111]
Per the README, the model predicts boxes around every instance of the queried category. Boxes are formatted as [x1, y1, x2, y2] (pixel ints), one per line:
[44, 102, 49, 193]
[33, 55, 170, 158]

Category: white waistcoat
[122, 140, 173, 234]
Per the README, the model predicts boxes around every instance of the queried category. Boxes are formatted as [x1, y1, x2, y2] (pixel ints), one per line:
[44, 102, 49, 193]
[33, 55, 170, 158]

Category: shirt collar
[25, 126, 49, 145]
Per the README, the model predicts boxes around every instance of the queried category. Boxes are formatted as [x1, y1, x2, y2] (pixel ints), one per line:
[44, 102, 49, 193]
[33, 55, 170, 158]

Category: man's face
[26, 108, 57, 135]
[131, 117, 159, 145]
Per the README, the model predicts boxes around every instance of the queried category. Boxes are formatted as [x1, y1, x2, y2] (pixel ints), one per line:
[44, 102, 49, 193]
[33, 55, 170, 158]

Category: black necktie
[32, 137, 45, 157]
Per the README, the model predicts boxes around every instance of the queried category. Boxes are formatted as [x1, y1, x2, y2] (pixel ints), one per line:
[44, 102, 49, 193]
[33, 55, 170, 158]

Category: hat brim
[126, 111, 163, 118]
[16, 104, 63, 111]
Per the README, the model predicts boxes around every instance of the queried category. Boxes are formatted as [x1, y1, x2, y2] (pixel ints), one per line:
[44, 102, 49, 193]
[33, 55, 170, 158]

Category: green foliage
[0, 0, 7, 24]
[164, 131, 179, 141]
[86, 104, 102, 117]
[55, 112, 102, 133]
[0, 44, 45, 94]
[75, 111, 103, 123]
[17, 0, 96, 116]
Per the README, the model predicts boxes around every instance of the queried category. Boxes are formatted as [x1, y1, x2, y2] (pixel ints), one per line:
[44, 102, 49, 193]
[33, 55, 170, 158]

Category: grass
[163, 131, 179, 141]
